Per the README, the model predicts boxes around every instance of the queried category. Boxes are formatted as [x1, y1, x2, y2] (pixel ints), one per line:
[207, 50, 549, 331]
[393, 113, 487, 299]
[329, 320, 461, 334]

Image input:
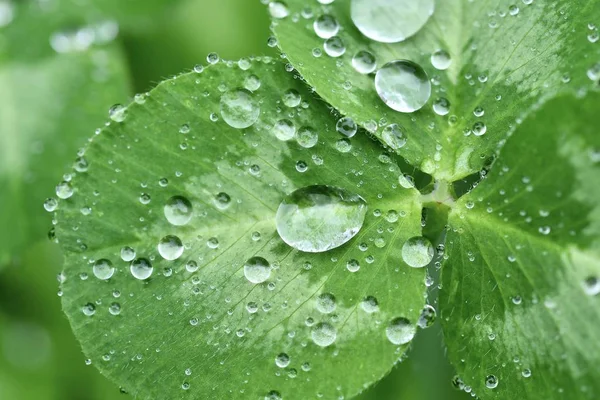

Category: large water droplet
[385, 317, 416, 345]
[313, 14, 339, 39]
[276, 185, 368, 253]
[402, 236, 434, 268]
[311, 322, 337, 347]
[130, 258, 153, 280]
[243, 256, 271, 284]
[164, 195, 193, 226]
[158, 235, 184, 261]
[351, 0, 435, 43]
[220, 89, 260, 129]
[375, 60, 431, 113]
[93, 259, 115, 280]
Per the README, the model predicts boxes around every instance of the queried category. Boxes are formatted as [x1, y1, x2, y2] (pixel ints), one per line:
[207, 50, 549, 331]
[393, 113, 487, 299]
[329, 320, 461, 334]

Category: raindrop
[336, 117, 358, 138]
[381, 123, 407, 149]
[360, 296, 379, 313]
[275, 353, 290, 368]
[311, 322, 337, 347]
[164, 195, 193, 226]
[206, 52, 220, 64]
[417, 305, 436, 328]
[583, 276, 600, 296]
[82, 303, 96, 316]
[433, 97, 450, 115]
[220, 89, 260, 129]
[109, 104, 126, 122]
[56, 181, 74, 199]
[158, 235, 184, 261]
[485, 375, 499, 389]
[346, 259, 360, 272]
[273, 119, 296, 141]
[244, 256, 271, 284]
[324, 36, 346, 57]
[109, 302, 121, 316]
[214, 192, 231, 209]
[315, 293, 337, 314]
[120, 246, 136, 262]
[375, 60, 431, 113]
[269, 1, 289, 19]
[352, 50, 377, 74]
[522, 369, 532, 378]
[313, 14, 339, 39]
[275, 185, 368, 253]
[431, 49, 452, 70]
[402, 236, 434, 268]
[44, 198, 58, 212]
[93, 259, 115, 280]
[386, 317, 416, 345]
[472, 122, 487, 136]
[351, 0, 435, 43]
[130, 258, 153, 280]
[282, 89, 301, 107]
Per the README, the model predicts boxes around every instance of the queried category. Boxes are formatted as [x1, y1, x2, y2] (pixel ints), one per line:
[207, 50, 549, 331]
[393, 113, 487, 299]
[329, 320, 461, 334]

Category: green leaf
[272, 0, 600, 181]
[0, 3, 131, 266]
[440, 92, 600, 399]
[54, 59, 428, 399]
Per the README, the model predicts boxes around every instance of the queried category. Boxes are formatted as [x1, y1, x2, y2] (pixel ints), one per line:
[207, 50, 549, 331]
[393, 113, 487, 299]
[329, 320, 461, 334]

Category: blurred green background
[0, 0, 468, 399]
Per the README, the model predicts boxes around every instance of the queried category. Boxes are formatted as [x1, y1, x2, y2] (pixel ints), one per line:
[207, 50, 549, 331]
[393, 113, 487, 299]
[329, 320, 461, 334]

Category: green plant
[27, 0, 600, 399]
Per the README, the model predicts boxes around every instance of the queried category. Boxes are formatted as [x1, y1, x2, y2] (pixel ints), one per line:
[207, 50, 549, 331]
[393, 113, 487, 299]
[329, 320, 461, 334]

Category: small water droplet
[120, 246, 136, 262]
[311, 322, 337, 347]
[314, 14, 339, 39]
[315, 293, 337, 314]
[386, 317, 416, 345]
[485, 375, 498, 389]
[244, 256, 271, 284]
[93, 259, 115, 280]
[269, 1, 289, 19]
[431, 49, 451, 70]
[164, 195, 193, 226]
[158, 235, 184, 261]
[130, 258, 153, 280]
[275, 185, 368, 253]
[82, 303, 96, 316]
[433, 97, 450, 115]
[583, 276, 600, 296]
[220, 89, 260, 129]
[402, 236, 434, 268]
[375, 60, 431, 113]
[352, 50, 377, 74]
[417, 304, 436, 328]
[56, 181, 74, 199]
[275, 353, 290, 368]
[360, 296, 379, 313]
[381, 123, 407, 149]
[324, 36, 346, 57]
[109, 104, 126, 122]
[336, 117, 358, 138]
[350, 0, 435, 43]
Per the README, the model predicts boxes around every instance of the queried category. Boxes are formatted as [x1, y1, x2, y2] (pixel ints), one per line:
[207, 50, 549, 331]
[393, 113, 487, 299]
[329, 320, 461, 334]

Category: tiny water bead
[431, 49, 452, 70]
[164, 195, 193, 226]
[130, 258, 153, 280]
[243, 256, 271, 284]
[351, 0, 435, 43]
[108, 104, 126, 122]
[158, 235, 184, 261]
[109, 302, 121, 316]
[311, 322, 337, 347]
[375, 60, 431, 113]
[485, 375, 499, 389]
[352, 50, 377, 74]
[417, 304, 436, 328]
[275, 353, 290, 368]
[346, 259, 360, 272]
[472, 121, 487, 136]
[120, 246, 136, 262]
[268, 1, 289, 19]
[44, 198, 58, 212]
[93, 259, 115, 280]
[315, 293, 337, 314]
[402, 236, 434, 268]
[385, 317, 416, 345]
[220, 89, 260, 129]
[313, 14, 339, 39]
[336, 117, 358, 138]
[214, 192, 231, 209]
[275, 185, 368, 253]
[381, 123, 407, 150]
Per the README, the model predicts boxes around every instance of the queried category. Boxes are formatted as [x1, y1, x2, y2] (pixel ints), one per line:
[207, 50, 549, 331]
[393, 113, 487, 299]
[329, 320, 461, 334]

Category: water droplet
[314, 14, 339, 39]
[265, 390, 282, 400]
[56, 181, 74, 199]
[44, 198, 58, 212]
[120, 246, 136, 262]
[214, 192, 231, 209]
[296, 126, 319, 148]
[583, 276, 600, 296]
[158, 235, 184, 261]
[269, 1, 289, 19]
[375, 60, 431, 113]
[244, 256, 271, 284]
[433, 97, 450, 115]
[336, 117, 358, 138]
[273, 119, 296, 141]
[109, 302, 121, 315]
[360, 296, 379, 313]
[431, 49, 452, 70]
[82, 303, 96, 316]
[381, 123, 407, 149]
[385, 317, 416, 345]
[130, 258, 153, 280]
[244, 75, 261, 91]
[316, 293, 336, 314]
[402, 236, 434, 268]
[206, 52, 220, 64]
[351, 0, 435, 43]
[587, 63, 600, 81]
[352, 50, 377, 74]
[93, 259, 115, 280]
[311, 322, 337, 347]
[164, 195, 193, 226]
[417, 304, 436, 328]
[109, 104, 126, 122]
[472, 122, 487, 136]
[220, 89, 260, 129]
[282, 89, 301, 107]
[275, 185, 368, 253]
[275, 353, 290, 368]
[324, 36, 346, 57]
[522, 368, 532, 378]
[485, 375, 498, 389]
[346, 259, 360, 272]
